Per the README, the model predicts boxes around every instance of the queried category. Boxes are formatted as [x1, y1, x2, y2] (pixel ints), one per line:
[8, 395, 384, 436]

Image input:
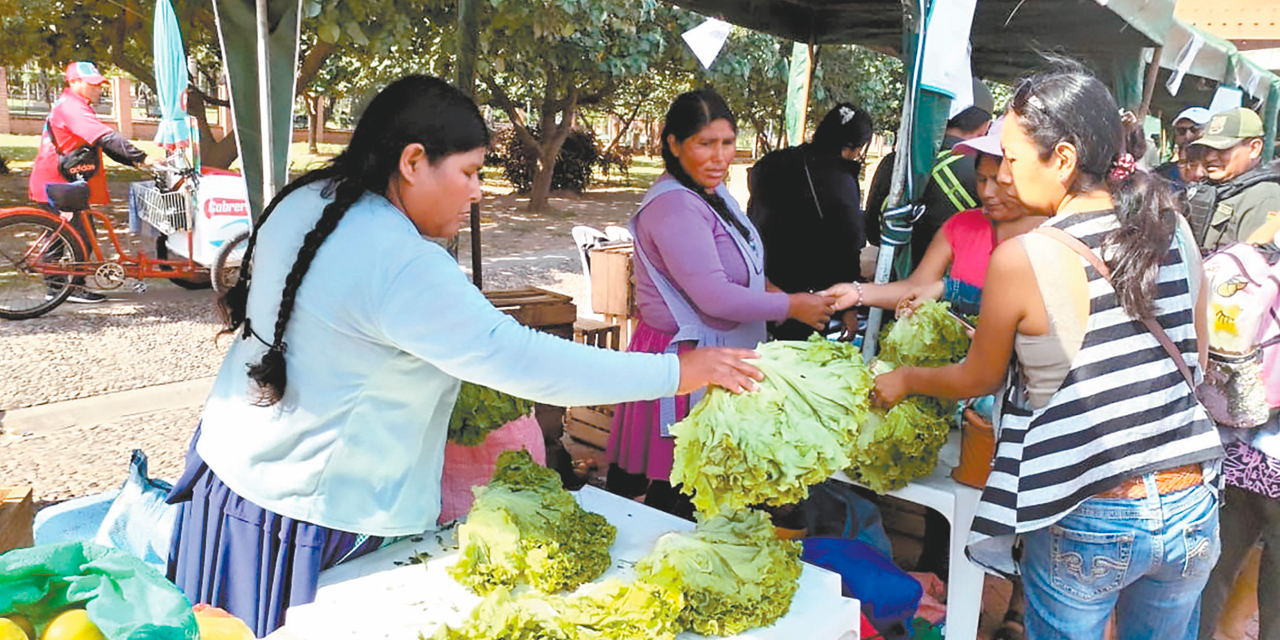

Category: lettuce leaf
[633, 510, 802, 636]
[669, 336, 874, 515]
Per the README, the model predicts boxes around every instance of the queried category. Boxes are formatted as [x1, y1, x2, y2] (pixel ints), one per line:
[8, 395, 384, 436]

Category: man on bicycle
[28, 61, 153, 303]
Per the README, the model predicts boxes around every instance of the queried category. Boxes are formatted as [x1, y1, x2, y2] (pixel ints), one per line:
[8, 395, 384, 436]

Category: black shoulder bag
[44, 119, 102, 181]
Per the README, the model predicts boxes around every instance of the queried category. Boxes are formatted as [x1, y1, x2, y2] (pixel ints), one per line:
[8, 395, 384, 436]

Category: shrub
[491, 125, 600, 194]
[0, 154, 9, 175]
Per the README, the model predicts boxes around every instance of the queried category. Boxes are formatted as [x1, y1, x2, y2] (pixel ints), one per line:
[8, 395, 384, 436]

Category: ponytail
[1106, 165, 1180, 321]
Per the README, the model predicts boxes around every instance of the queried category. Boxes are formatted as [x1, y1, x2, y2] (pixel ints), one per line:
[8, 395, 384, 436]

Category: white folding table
[833, 433, 986, 640]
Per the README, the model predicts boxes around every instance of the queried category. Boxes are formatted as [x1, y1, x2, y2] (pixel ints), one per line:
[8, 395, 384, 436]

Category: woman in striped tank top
[871, 64, 1224, 640]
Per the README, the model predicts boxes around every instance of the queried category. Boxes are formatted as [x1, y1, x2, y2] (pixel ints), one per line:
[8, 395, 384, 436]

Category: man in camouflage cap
[1189, 107, 1280, 250]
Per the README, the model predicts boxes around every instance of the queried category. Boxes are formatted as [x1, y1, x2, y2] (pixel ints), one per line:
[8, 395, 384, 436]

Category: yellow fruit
[3, 616, 35, 640]
[40, 610, 105, 640]
[0, 617, 31, 640]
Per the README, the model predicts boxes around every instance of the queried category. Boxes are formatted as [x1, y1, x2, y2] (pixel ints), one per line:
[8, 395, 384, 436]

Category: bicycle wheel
[0, 213, 87, 320]
[212, 230, 250, 295]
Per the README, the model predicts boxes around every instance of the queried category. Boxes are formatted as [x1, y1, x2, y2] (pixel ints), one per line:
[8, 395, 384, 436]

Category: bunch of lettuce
[848, 391, 955, 493]
[634, 509, 802, 636]
[449, 450, 615, 594]
[878, 300, 971, 368]
[431, 580, 684, 640]
[670, 336, 873, 515]
[449, 382, 534, 446]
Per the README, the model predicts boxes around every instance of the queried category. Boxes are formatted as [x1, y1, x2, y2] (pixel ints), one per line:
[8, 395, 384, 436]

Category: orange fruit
[40, 610, 105, 640]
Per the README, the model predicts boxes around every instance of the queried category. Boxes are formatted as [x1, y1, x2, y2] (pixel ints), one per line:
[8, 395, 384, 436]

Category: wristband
[852, 281, 865, 306]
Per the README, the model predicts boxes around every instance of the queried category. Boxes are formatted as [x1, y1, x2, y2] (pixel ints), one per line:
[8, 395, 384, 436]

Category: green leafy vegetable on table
[430, 580, 684, 640]
[449, 450, 615, 595]
[879, 299, 972, 368]
[449, 382, 533, 446]
[634, 509, 803, 637]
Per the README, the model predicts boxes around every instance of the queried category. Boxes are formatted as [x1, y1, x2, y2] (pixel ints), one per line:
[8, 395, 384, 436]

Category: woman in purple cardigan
[604, 88, 836, 517]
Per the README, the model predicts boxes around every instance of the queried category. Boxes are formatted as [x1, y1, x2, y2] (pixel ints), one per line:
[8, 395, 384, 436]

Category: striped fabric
[967, 210, 1224, 575]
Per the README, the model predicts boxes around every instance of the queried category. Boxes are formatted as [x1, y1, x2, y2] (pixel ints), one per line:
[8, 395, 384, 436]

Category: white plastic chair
[604, 225, 633, 243]
[571, 226, 610, 313]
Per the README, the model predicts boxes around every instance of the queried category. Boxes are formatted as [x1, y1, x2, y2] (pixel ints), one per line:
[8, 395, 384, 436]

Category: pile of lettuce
[634, 509, 803, 636]
[449, 382, 533, 446]
[431, 580, 684, 640]
[449, 450, 615, 594]
[845, 300, 970, 492]
[669, 336, 874, 515]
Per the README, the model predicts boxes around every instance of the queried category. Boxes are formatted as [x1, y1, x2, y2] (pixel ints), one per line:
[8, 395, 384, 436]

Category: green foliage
[670, 336, 873, 515]
[492, 126, 600, 194]
[431, 580, 684, 640]
[0, 154, 9, 175]
[879, 300, 972, 368]
[634, 509, 803, 637]
[450, 450, 616, 595]
[809, 46, 906, 137]
[449, 382, 533, 447]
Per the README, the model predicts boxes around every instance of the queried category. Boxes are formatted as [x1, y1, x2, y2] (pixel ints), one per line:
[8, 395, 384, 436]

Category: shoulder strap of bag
[43, 118, 66, 158]
[1034, 226, 1197, 391]
[801, 153, 825, 220]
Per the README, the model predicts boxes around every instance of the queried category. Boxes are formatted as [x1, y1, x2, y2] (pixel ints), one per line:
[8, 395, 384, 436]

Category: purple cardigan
[632, 179, 790, 334]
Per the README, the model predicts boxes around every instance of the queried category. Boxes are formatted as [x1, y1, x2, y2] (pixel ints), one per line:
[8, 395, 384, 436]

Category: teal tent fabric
[211, 0, 302, 219]
[152, 0, 192, 150]
[0, 541, 199, 640]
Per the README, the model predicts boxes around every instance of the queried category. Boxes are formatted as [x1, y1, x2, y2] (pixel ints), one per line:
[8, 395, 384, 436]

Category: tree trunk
[306, 93, 320, 154]
[187, 89, 238, 169]
[525, 84, 579, 213]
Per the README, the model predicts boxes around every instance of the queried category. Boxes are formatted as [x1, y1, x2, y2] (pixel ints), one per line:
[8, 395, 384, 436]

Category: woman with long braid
[604, 89, 835, 517]
[164, 76, 763, 636]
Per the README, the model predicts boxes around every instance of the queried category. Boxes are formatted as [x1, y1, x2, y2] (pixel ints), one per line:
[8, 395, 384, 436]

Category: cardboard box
[0, 486, 35, 554]
[589, 243, 635, 318]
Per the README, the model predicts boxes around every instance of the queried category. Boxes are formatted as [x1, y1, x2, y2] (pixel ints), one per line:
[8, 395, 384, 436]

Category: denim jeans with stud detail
[1018, 478, 1220, 640]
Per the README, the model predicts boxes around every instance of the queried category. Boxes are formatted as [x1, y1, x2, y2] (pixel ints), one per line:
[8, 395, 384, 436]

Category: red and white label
[204, 198, 250, 219]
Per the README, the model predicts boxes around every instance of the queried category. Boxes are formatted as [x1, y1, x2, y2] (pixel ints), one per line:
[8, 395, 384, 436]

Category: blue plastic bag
[94, 450, 178, 571]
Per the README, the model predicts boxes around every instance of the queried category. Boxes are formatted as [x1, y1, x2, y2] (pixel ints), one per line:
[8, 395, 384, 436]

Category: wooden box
[565, 405, 615, 450]
[0, 487, 35, 554]
[589, 243, 635, 318]
[484, 287, 577, 339]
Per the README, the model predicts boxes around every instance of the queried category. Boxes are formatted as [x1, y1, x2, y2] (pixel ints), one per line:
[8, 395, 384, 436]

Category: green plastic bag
[0, 541, 199, 640]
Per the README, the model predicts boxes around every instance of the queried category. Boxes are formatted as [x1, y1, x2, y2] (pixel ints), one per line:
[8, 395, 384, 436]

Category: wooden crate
[565, 405, 615, 450]
[573, 317, 623, 351]
[0, 487, 35, 554]
[484, 287, 577, 339]
[589, 243, 635, 318]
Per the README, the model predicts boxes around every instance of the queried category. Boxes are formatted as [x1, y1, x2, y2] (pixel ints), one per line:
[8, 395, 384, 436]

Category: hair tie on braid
[1108, 153, 1137, 183]
[247, 341, 288, 406]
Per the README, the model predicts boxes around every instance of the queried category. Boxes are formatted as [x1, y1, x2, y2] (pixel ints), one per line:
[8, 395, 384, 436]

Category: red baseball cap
[65, 62, 106, 85]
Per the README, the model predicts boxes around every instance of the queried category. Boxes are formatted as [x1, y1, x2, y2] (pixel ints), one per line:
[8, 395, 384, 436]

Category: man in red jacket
[29, 62, 152, 302]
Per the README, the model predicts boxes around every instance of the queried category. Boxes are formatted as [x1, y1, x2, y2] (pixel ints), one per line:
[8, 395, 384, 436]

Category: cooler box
[164, 173, 252, 267]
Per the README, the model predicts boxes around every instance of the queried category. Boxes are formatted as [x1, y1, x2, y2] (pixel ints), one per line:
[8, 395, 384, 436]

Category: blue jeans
[1019, 479, 1220, 640]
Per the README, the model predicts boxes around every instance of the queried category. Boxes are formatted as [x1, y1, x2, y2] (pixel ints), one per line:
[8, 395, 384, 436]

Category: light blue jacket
[197, 184, 678, 535]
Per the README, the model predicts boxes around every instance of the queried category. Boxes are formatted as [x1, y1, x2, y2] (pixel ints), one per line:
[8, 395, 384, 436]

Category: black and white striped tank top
[967, 210, 1224, 575]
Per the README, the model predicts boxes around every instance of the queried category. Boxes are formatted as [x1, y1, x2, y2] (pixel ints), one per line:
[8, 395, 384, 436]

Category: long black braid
[658, 88, 753, 243]
[217, 74, 490, 407]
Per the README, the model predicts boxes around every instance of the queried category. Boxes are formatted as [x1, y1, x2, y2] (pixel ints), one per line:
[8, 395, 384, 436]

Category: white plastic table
[832, 432, 985, 640]
[269, 486, 863, 640]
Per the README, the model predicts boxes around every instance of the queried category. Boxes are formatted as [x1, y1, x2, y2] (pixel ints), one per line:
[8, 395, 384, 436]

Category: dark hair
[218, 75, 490, 406]
[812, 102, 874, 155]
[1010, 63, 1181, 321]
[659, 88, 752, 241]
[946, 106, 991, 134]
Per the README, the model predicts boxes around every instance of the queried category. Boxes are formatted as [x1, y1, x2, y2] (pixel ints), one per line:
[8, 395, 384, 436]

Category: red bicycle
[0, 155, 248, 319]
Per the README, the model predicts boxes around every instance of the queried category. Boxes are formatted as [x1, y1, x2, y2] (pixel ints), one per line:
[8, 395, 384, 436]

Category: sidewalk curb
[1, 377, 214, 435]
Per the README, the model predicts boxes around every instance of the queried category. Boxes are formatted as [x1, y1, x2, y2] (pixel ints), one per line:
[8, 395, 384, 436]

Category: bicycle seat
[46, 181, 91, 213]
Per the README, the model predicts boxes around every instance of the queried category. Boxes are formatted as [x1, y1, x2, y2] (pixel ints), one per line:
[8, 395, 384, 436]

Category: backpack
[1198, 243, 1280, 428]
[1184, 159, 1280, 247]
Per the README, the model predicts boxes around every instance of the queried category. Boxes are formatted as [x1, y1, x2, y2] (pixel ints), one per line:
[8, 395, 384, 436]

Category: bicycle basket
[132, 183, 193, 235]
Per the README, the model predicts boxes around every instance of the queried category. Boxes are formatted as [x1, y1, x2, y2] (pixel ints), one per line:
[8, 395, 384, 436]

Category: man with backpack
[1184, 107, 1280, 252]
